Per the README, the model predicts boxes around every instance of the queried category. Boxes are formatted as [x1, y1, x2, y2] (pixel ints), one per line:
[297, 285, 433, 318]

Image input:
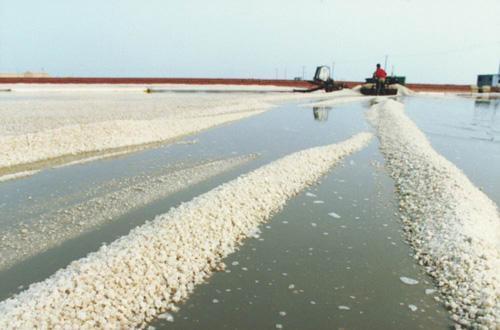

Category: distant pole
[384, 55, 388, 70]
[391, 65, 394, 76]
[284, 67, 287, 80]
[302, 66, 305, 79]
[275, 68, 278, 80]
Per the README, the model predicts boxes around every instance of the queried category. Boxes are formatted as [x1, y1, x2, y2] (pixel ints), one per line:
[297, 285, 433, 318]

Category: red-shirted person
[373, 63, 387, 94]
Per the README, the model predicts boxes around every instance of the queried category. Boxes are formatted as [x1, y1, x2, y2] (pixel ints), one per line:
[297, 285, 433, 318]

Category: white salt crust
[0, 155, 256, 271]
[0, 108, 266, 170]
[1, 83, 297, 93]
[0, 133, 372, 329]
[368, 99, 500, 329]
[302, 89, 369, 108]
[0, 85, 350, 172]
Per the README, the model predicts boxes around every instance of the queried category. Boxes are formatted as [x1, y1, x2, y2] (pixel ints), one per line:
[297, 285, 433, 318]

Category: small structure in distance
[0, 71, 50, 78]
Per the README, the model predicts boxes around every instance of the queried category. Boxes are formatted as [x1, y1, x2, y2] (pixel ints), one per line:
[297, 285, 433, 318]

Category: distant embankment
[0, 77, 471, 92]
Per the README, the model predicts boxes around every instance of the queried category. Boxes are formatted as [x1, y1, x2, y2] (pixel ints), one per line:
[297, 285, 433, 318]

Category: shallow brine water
[405, 96, 500, 205]
[1, 92, 497, 329]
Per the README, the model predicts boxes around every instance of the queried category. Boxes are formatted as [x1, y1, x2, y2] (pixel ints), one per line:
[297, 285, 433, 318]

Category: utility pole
[384, 55, 388, 70]
[302, 66, 305, 80]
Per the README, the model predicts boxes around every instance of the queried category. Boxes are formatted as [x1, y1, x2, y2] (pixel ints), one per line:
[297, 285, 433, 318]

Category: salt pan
[0, 133, 372, 328]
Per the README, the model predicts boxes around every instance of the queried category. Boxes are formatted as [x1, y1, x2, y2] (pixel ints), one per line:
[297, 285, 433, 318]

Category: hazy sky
[1, 0, 499, 83]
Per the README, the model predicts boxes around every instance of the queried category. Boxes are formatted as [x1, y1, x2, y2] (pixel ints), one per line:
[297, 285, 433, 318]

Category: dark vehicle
[294, 66, 344, 93]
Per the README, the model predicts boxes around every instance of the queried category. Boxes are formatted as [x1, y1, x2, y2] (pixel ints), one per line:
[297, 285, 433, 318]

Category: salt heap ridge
[0, 132, 372, 329]
[368, 99, 500, 329]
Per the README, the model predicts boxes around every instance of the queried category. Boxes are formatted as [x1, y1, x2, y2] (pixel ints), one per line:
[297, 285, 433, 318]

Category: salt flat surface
[0, 98, 456, 329]
[0, 85, 354, 174]
[1, 83, 297, 93]
[368, 99, 500, 328]
[0, 133, 371, 328]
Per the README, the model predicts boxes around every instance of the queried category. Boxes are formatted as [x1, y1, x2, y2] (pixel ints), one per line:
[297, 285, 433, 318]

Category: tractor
[294, 66, 344, 93]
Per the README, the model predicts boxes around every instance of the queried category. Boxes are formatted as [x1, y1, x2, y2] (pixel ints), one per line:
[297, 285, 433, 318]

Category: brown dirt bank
[0, 77, 471, 92]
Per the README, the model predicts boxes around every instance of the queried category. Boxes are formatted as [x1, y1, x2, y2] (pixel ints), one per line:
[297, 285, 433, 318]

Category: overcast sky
[1, 0, 499, 83]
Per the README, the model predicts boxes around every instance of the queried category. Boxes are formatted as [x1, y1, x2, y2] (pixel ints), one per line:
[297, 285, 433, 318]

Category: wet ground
[2, 93, 497, 329]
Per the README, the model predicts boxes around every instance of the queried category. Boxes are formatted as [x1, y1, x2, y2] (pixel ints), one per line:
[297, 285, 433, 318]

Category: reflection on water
[312, 107, 331, 121]
[472, 98, 499, 142]
[474, 97, 500, 110]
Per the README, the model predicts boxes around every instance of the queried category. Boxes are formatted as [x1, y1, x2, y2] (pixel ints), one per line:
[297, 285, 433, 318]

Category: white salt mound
[392, 84, 415, 96]
[0, 108, 268, 171]
[0, 133, 372, 329]
[368, 99, 500, 328]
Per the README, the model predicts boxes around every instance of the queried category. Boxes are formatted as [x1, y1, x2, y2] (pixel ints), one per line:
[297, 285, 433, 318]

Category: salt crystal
[400, 277, 419, 285]
[408, 304, 418, 312]
[328, 212, 341, 219]
[158, 312, 174, 322]
[425, 289, 436, 295]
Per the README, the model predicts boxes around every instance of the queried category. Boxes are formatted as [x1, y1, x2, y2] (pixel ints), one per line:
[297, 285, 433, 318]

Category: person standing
[373, 63, 387, 94]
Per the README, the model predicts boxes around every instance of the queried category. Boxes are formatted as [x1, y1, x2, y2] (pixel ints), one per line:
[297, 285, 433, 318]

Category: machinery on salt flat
[294, 66, 344, 93]
[360, 76, 406, 96]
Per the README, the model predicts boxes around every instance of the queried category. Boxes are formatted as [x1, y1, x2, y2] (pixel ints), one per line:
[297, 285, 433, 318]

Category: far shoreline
[0, 77, 472, 93]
